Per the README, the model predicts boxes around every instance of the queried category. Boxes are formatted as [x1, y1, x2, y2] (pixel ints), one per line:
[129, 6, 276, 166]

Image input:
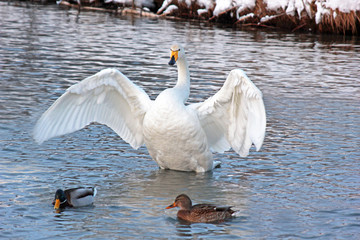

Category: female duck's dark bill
[166, 202, 176, 209]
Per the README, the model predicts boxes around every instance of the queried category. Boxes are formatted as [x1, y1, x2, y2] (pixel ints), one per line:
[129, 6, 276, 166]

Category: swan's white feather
[33, 68, 151, 149]
[189, 69, 266, 157]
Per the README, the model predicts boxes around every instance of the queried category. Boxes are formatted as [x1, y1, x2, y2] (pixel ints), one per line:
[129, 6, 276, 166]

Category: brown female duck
[166, 194, 236, 223]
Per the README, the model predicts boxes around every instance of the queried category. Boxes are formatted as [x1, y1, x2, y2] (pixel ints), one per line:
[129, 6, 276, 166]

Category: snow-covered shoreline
[156, 0, 359, 34]
[14, 0, 360, 35]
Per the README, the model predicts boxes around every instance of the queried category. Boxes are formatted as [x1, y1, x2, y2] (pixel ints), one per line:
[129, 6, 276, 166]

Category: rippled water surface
[1, 2, 359, 239]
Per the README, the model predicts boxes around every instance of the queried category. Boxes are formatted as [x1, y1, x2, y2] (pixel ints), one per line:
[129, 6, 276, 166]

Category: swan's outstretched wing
[189, 69, 266, 157]
[33, 68, 152, 149]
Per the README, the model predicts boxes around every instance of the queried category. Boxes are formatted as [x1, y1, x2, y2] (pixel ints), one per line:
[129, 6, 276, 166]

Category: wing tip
[230, 68, 246, 76]
[32, 126, 44, 145]
[32, 132, 46, 145]
[99, 68, 118, 75]
[228, 69, 263, 99]
[33, 138, 44, 145]
[255, 142, 263, 152]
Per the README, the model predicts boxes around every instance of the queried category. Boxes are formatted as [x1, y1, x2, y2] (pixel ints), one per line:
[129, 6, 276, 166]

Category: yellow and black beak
[54, 199, 61, 210]
[169, 49, 179, 65]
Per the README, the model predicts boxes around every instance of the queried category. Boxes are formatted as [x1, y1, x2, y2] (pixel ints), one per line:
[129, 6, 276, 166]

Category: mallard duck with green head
[53, 187, 97, 210]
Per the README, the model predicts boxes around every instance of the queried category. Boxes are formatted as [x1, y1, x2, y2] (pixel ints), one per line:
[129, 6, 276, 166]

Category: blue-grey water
[0, 2, 359, 239]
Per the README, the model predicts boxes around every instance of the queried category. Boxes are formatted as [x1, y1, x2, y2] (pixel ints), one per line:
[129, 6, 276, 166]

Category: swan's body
[34, 44, 266, 172]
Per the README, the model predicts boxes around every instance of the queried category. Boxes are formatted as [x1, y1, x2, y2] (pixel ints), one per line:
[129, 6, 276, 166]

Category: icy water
[1, 2, 359, 239]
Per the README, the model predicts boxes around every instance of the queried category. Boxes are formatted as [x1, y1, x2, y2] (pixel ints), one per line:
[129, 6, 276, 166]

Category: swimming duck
[33, 44, 266, 172]
[166, 194, 236, 223]
[53, 187, 97, 210]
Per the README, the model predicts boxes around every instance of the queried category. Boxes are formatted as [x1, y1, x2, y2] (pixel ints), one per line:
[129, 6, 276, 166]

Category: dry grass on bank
[320, 10, 359, 35]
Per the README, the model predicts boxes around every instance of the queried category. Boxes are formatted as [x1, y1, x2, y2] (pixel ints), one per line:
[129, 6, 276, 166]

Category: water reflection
[170, 217, 249, 239]
[142, 170, 215, 195]
[114, 168, 248, 209]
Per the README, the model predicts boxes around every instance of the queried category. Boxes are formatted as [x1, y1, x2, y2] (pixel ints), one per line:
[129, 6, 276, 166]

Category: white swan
[33, 44, 266, 172]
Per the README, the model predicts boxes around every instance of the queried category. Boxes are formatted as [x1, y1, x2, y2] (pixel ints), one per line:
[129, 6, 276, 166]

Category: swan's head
[169, 44, 185, 66]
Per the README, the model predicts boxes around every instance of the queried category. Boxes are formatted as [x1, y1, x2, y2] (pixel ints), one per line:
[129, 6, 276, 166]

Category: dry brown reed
[320, 10, 359, 35]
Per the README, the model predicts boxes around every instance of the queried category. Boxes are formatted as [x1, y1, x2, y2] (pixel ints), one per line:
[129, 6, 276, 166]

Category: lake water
[0, 2, 359, 239]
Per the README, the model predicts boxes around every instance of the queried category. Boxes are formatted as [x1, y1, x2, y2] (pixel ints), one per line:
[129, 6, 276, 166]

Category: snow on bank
[59, 0, 359, 34]
[323, 0, 360, 13]
[196, 0, 360, 15]
[155, 0, 359, 34]
[159, 0, 359, 23]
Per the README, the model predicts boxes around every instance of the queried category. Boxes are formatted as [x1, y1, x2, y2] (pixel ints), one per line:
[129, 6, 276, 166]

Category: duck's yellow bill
[54, 199, 61, 209]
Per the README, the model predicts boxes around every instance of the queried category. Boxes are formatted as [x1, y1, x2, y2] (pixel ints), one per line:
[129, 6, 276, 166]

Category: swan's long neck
[175, 57, 190, 102]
